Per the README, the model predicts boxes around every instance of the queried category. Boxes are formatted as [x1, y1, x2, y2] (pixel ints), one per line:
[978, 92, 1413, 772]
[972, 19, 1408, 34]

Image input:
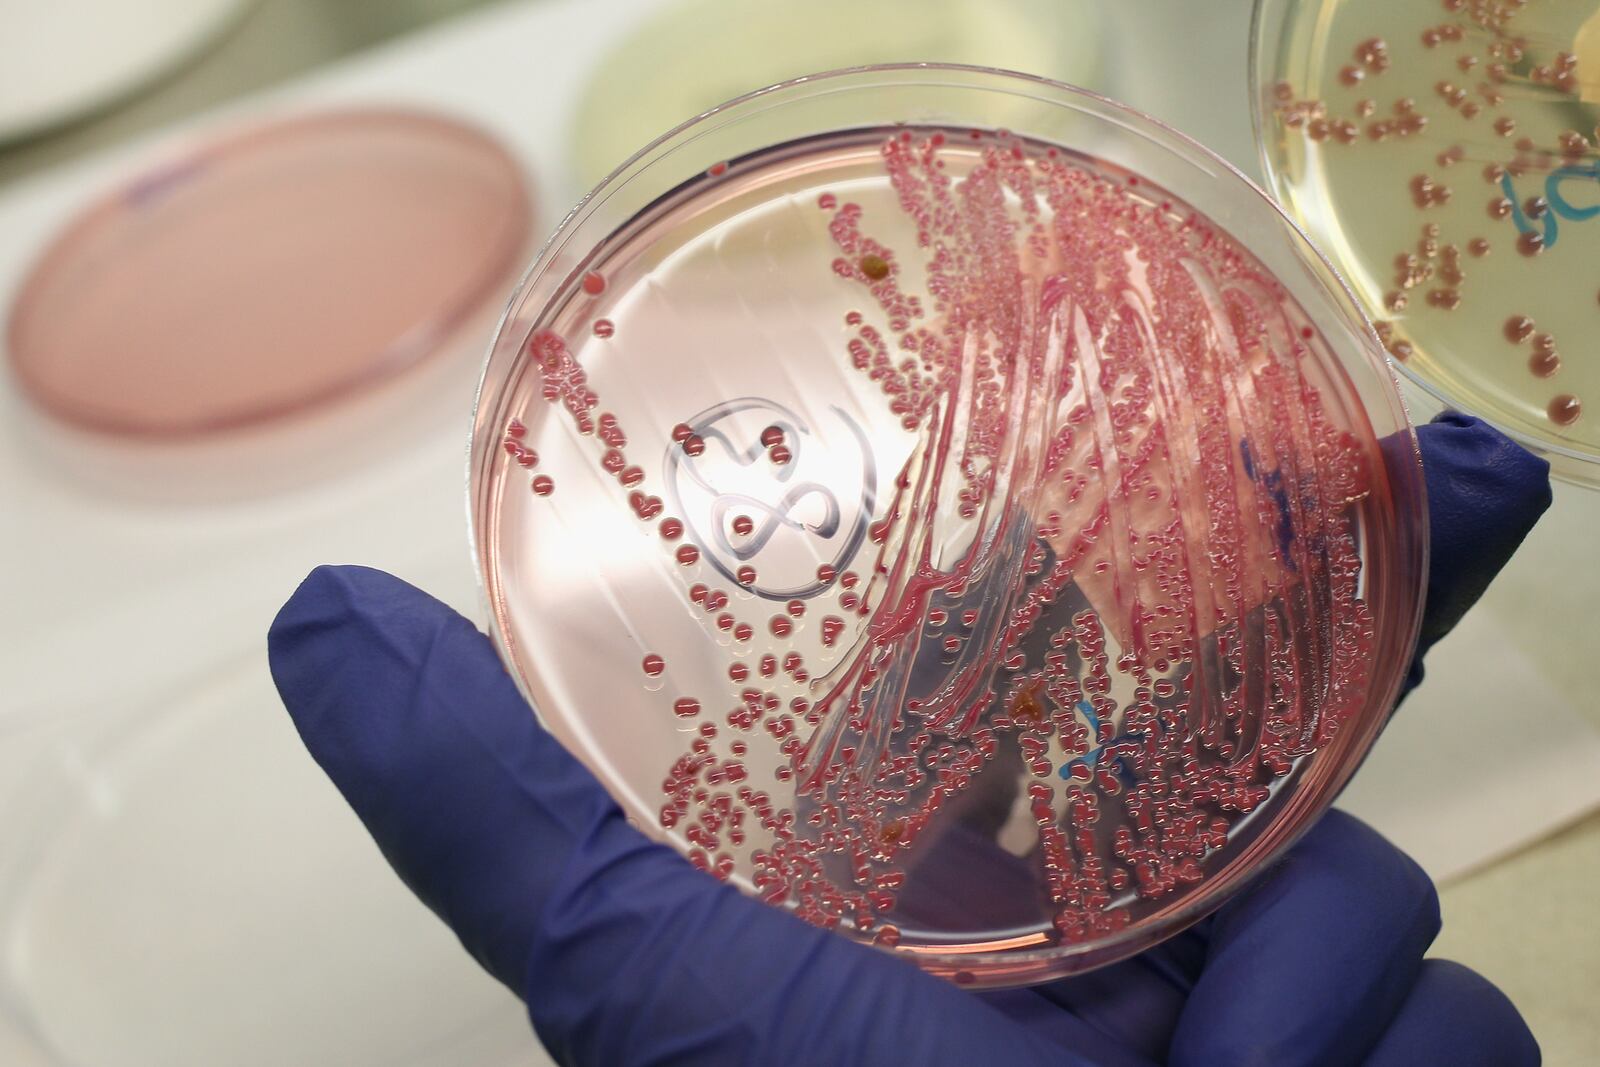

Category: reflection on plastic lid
[7, 109, 531, 437]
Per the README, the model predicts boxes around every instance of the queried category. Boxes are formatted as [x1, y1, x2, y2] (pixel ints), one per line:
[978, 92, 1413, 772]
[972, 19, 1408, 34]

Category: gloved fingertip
[268, 564, 582, 993]
[1404, 413, 1550, 692]
[270, 563, 403, 634]
[1364, 959, 1540, 1067]
[268, 564, 398, 702]
[1171, 811, 1440, 1067]
[1419, 410, 1552, 526]
[269, 564, 497, 790]
[268, 563, 352, 657]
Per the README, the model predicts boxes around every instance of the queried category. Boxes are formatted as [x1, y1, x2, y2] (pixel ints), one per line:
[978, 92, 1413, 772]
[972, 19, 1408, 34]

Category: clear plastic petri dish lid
[7, 108, 531, 438]
[470, 65, 1427, 987]
[0, 659, 540, 1067]
[1251, 0, 1600, 487]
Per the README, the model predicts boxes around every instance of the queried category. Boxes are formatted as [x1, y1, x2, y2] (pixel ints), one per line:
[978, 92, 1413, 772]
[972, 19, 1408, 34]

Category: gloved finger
[1167, 810, 1440, 1067]
[981, 927, 1205, 1064]
[1003, 808, 1437, 1062]
[268, 565, 1150, 1067]
[1407, 412, 1550, 693]
[1364, 959, 1539, 1067]
[980, 413, 1549, 1055]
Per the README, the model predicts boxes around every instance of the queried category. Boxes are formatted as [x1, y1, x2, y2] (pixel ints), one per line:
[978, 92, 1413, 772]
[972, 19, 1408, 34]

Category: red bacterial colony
[501, 128, 1381, 954]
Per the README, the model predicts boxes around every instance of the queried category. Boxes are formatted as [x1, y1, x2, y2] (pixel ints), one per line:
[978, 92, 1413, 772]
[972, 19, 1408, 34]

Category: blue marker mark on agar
[1498, 164, 1600, 251]
[1547, 163, 1600, 224]
[1240, 440, 1298, 571]
[1060, 701, 1137, 785]
[125, 158, 206, 209]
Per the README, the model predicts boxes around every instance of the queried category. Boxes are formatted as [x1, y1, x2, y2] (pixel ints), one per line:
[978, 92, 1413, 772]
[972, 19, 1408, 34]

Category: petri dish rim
[467, 62, 1429, 986]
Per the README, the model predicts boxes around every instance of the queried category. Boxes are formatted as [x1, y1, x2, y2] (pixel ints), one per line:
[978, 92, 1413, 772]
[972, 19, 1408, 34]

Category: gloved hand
[269, 413, 1548, 1067]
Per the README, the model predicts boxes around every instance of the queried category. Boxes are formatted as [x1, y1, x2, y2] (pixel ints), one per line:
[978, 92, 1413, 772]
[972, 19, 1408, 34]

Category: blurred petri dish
[469, 66, 1427, 986]
[0, 660, 541, 1067]
[568, 0, 1102, 186]
[7, 108, 531, 437]
[0, 0, 252, 142]
[1253, 0, 1600, 486]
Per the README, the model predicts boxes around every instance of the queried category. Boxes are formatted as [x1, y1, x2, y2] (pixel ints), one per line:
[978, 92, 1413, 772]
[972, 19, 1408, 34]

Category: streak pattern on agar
[504, 130, 1378, 951]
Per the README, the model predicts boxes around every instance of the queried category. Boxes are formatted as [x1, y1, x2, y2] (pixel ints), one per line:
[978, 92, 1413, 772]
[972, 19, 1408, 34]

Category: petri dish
[7, 108, 531, 438]
[1253, 0, 1600, 486]
[469, 65, 1427, 986]
[0, 660, 542, 1067]
[0, 0, 252, 142]
[567, 0, 1103, 186]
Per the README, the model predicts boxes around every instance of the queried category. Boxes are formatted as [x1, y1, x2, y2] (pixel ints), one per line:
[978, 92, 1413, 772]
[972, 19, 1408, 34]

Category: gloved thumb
[268, 565, 1138, 1067]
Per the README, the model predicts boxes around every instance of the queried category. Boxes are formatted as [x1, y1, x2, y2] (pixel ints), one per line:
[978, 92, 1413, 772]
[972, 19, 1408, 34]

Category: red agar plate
[470, 66, 1427, 986]
[8, 109, 531, 437]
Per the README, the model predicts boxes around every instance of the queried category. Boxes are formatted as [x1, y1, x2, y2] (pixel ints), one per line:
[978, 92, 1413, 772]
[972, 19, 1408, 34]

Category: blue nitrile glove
[268, 413, 1548, 1067]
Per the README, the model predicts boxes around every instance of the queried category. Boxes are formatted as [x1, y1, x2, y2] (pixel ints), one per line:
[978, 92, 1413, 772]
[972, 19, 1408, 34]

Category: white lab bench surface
[1, 1, 1595, 1064]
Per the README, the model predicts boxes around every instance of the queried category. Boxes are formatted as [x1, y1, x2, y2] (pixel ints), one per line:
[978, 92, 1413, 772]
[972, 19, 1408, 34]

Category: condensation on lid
[6, 108, 532, 438]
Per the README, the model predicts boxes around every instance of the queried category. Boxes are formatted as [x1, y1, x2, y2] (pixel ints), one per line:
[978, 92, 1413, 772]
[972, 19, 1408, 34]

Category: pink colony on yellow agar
[472, 70, 1423, 987]
[1256, 0, 1600, 483]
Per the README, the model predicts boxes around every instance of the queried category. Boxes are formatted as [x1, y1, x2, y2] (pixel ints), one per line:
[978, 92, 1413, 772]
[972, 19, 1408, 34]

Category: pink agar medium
[9, 109, 530, 437]
[476, 82, 1421, 988]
